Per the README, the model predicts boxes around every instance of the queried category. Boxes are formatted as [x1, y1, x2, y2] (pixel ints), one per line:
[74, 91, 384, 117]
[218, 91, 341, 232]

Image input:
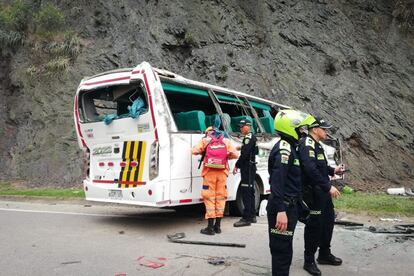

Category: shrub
[0, 29, 24, 47]
[35, 3, 65, 33]
[393, 0, 414, 33]
[0, 0, 31, 31]
[45, 57, 70, 75]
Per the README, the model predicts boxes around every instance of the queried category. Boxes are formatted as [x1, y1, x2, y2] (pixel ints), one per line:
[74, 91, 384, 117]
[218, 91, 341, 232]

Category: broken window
[78, 83, 148, 123]
[162, 82, 218, 133]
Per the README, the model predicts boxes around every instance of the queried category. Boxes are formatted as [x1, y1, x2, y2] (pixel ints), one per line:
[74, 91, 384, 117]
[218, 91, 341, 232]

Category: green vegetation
[0, 1, 81, 75]
[334, 192, 414, 216]
[393, 0, 414, 33]
[0, 182, 84, 199]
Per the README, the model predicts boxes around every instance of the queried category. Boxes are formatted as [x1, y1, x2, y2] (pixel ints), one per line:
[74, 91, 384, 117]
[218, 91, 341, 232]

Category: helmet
[274, 109, 312, 140]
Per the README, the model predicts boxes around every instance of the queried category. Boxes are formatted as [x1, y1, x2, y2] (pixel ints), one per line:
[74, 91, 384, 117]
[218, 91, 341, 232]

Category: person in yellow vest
[192, 126, 239, 235]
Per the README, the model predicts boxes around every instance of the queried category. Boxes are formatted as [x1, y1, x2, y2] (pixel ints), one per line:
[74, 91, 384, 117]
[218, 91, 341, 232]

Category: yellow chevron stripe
[138, 141, 147, 181]
[129, 141, 140, 181]
[122, 141, 132, 181]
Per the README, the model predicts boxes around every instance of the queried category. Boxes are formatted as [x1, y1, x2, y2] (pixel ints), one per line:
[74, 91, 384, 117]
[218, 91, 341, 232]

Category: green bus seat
[260, 115, 275, 134]
[174, 110, 206, 132]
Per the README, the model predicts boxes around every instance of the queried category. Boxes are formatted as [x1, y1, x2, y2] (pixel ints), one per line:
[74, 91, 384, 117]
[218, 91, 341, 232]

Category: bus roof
[78, 64, 290, 110]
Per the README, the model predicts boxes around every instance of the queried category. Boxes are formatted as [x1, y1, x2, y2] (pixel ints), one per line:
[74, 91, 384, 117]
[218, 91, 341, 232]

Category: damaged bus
[74, 61, 341, 214]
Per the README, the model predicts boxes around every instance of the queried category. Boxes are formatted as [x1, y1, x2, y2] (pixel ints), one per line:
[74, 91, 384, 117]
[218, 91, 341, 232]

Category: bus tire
[230, 180, 261, 216]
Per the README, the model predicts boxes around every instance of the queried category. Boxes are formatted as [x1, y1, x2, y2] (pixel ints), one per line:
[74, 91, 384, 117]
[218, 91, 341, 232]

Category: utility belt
[283, 196, 299, 207]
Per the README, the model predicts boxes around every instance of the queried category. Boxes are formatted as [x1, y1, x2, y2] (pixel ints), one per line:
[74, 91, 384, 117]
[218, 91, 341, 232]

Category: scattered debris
[342, 185, 354, 194]
[118, 231, 125, 234]
[157, 257, 167, 261]
[84, 204, 92, 207]
[137, 256, 165, 269]
[61, 261, 81, 265]
[379, 218, 403, 222]
[207, 257, 226, 265]
[114, 273, 126, 276]
[334, 220, 364, 227]
[386, 187, 414, 196]
[368, 226, 412, 234]
[167, 233, 246, 248]
[394, 224, 414, 233]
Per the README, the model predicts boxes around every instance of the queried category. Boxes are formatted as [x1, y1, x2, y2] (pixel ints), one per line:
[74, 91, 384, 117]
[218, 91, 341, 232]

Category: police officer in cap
[233, 119, 258, 227]
[267, 110, 310, 276]
[298, 116, 344, 275]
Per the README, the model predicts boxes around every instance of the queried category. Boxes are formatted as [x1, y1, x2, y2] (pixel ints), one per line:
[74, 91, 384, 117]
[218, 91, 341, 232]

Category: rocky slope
[0, 0, 413, 190]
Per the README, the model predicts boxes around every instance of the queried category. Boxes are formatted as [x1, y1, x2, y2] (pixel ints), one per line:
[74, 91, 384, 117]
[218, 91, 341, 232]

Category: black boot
[200, 218, 215, 235]
[214, 218, 222, 234]
[303, 262, 321, 275]
[317, 253, 342, 266]
[233, 218, 251, 227]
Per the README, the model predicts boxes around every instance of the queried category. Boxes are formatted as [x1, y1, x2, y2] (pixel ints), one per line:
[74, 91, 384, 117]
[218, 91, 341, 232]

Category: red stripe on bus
[118, 180, 146, 185]
[199, 198, 204, 202]
[83, 76, 130, 86]
[179, 199, 192, 203]
[74, 95, 86, 147]
[132, 70, 142, 75]
[93, 180, 116, 184]
[143, 72, 158, 141]
[152, 69, 158, 81]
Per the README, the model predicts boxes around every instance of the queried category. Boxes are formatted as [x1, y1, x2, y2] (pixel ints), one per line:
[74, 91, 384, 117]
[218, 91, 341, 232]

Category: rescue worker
[267, 110, 310, 276]
[192, 126, 238, 235]
[233, 119, 258, 227]
[298, 116, 344, 276]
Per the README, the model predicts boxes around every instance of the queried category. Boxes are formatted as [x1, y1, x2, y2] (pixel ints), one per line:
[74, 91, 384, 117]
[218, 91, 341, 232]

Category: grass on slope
[0, 182, 84, 199]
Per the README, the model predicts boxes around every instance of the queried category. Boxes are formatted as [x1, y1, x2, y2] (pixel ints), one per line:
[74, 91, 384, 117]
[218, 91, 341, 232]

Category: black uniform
[298, 135, 335, 263]
[235, 132, 258, 221]
[266, 138, 302, 276]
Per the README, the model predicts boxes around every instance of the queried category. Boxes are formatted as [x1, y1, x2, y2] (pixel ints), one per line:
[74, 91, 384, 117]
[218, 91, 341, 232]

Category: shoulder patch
[309, 150, 315, 158]
[305, 137, 315, 149]
[243, 137, 250, 145]
[246, 133, 252, 139]
[280, 140, 291, 152]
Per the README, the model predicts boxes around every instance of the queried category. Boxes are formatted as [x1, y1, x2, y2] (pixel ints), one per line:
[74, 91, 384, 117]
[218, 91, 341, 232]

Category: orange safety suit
[192, 135, 238, 219]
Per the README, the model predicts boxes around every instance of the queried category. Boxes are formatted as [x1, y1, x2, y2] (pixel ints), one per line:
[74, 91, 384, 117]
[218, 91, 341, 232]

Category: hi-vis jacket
[267, 139, 302, 213]
[192, 136, 238, 176]
[298, 135, 335, 192]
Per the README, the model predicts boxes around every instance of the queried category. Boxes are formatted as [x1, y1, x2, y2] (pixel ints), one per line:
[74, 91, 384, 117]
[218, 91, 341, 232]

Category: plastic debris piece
[334, 220, 364, 226]
[208, 257, 225, 265]
[386, 187, 406, 195]
[157, 257, 167, 261]
[115, 273, 126, 276]
[137, 256, 165, 269]
[380, 218, 403, 222]
[342, 185, 354, 194]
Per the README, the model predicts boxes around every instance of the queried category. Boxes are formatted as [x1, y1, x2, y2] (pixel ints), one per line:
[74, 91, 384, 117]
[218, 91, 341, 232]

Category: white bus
[74, 61, 341, 214]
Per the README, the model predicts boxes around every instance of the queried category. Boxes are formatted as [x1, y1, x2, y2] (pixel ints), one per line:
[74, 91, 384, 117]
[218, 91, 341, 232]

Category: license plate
[108, 190, 123, 199]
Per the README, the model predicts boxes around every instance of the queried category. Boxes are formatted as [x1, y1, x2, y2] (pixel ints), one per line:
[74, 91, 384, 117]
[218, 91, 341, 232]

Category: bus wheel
[230, 180, 260, 216]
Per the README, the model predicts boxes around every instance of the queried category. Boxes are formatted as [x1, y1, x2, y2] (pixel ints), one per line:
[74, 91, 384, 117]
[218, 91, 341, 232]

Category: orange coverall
[192, 136, 238, 219]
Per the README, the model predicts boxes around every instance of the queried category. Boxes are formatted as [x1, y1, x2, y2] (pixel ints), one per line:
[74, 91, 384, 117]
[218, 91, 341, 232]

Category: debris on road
[380, 218, 403, 222]
[386, 187, 414, 196]
[137, 256, 165, 269]
[207, 257, 226, 265]
[334, 220, 364, 227]
[167, 232, 246, 248]
[368, 226, 413, 234]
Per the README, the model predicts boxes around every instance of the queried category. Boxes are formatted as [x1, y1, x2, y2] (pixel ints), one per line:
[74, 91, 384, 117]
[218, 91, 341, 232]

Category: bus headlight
[149, 141, 159, 180]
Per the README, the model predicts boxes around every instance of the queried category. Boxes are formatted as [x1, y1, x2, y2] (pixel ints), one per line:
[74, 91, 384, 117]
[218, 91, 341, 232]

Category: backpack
[204, 135, 228, 169]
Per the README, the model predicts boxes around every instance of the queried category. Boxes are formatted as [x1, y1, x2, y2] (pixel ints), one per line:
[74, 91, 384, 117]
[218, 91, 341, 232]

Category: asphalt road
[0, 199, 413, 276]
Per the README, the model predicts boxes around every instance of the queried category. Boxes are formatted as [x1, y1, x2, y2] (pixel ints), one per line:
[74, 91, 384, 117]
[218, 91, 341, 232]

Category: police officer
[233, 119, 258, 227]
[267, 110, 310, 276]
[298, 116, 344, 275]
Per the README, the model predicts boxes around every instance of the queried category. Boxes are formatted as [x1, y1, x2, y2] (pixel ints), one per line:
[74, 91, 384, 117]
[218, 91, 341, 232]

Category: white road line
[0, 207, 131, 218]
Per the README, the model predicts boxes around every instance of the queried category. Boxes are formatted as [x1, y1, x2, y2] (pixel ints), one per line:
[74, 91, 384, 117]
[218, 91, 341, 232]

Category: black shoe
[214, 225, 221, 234]
[317, 253, 342, 266]
[250, 217, 257, 223]
[200, 227, 215, 235]
[303, 262, 321, 275]
[233, 218, 251, 227]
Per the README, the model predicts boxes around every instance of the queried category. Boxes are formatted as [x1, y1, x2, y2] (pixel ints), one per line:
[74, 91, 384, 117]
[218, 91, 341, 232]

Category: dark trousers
[268, 204, 298, 276]
[240, 165, 256, 220]
[304, 188, 335, 262]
